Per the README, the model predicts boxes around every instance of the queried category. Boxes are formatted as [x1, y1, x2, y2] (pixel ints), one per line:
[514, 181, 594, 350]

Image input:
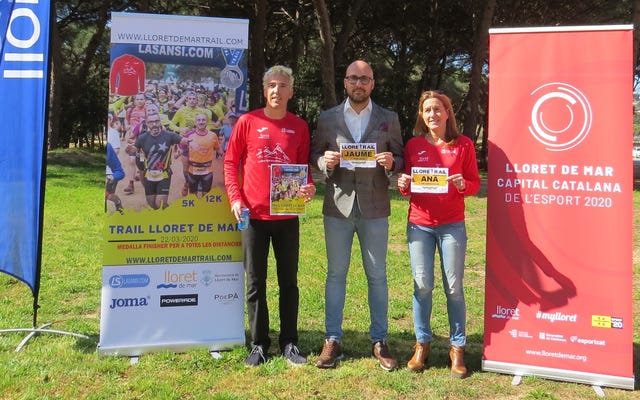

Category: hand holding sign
[375, 151, 394, 170]
[324, 150, 341, 169]
[446, 173, 466, 191]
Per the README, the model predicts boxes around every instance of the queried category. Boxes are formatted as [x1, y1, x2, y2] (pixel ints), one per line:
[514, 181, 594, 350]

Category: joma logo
[109, 297, 149, 309]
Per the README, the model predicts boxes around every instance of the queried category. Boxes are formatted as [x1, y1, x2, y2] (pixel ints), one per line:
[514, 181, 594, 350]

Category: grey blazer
[310, 101, 404, 219]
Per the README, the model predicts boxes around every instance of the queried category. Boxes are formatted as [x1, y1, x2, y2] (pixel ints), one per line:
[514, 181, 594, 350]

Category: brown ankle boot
[406, 342, 430, 372]
[449, 345, 467, 378]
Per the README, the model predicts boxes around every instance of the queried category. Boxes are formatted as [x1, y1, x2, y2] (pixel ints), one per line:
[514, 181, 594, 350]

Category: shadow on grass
[63, 326, 638, 389]
[73, 334, 100, 353]
[46, 148, 105, 187]
[255, 328, 487, 375]
[295, 328, 639, 384]
[47, 148, 105, 169]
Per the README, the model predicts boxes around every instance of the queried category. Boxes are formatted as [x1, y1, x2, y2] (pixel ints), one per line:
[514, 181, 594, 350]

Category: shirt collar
[344, 98, 372, 115]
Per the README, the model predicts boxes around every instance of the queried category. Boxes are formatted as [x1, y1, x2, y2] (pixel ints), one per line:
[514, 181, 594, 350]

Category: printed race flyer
[269, 164, 308, 215]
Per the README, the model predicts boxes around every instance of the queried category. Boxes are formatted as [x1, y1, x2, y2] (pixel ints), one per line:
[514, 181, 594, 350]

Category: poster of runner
[99, 12, 249, 356]
[483, 26, 634, 390]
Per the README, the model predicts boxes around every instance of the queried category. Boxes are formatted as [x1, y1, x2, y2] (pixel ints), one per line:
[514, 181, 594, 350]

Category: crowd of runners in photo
[106, 78, 239, 212]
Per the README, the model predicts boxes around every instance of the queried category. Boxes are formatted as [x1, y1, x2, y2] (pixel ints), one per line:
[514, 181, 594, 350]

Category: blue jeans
[407, 221, 467, 346]
[323, 214, 389, 343]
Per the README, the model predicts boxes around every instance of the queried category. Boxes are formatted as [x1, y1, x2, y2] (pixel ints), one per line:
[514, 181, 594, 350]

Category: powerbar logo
[536, 311, 577, 323]
[160, 294, 198, 307]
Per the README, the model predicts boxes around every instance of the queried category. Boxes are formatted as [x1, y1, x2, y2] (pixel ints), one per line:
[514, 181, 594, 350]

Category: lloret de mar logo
[528, 82, 592, 152]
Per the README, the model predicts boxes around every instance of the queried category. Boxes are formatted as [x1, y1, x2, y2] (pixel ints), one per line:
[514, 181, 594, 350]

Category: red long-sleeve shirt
[399, 134, 480, 226]
[223, 109, 312, 220]
[110, 54, 145, 96]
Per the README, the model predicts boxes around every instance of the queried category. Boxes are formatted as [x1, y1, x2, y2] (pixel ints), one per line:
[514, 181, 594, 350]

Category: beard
[347, 89, 369, 105]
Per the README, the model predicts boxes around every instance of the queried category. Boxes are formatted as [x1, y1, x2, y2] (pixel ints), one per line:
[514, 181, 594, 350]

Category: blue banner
[0, 0, 50, 296]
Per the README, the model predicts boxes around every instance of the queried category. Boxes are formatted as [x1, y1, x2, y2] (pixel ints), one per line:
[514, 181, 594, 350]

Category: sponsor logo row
[507, 328, 606, 347]
[490, 305, 624, 329]
[108, 292, 240, 310]
[108, 270, 241, 290]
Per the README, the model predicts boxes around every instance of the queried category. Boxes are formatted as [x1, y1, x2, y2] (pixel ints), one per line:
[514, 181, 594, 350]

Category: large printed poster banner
[0, 0, 50, 297]
[98, 12, 249, 356]
[483, 26, 634, 389]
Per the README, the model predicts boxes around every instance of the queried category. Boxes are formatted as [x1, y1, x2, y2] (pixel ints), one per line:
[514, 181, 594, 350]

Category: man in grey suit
[311, 60, 404, 371]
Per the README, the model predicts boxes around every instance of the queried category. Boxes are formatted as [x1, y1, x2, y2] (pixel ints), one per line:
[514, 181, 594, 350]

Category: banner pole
[32, 297, 38, 329]
[0, 323, 90, 352]
[0, 0, 90, 352]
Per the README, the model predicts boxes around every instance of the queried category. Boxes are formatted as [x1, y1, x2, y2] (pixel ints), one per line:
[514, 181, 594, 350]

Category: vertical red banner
[483, 26, 634, 390]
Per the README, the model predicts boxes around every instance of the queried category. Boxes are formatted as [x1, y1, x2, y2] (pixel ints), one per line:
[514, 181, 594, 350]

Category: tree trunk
[479, 113, 489, 170]
[333, 0, 366, 76]
[288, 6, 304, 75]
[312, 0, 337, 109]
[461, 0, 495, 141]
[48, 3, 62, 150]
[77, 2, 110, 98]
[139, 0, 150, 13]
[58, 1, 111, 149]
[248, 0, 267, 110]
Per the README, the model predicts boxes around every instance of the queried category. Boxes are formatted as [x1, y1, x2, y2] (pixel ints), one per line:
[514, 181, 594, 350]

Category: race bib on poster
[340, 143, 376, 168]
[411, 167, 449, 193]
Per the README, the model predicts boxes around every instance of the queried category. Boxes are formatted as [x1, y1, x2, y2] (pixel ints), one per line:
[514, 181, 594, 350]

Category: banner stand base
[483, 360, 635, 390]
[591, 386, 605, 398]
[0, 322, 89, 352]
[124, 351, 222, 365]
[512, 374, 605, 397]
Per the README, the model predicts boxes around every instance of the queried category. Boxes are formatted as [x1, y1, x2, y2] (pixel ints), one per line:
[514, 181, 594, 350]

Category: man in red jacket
[223, 65, 315, 367]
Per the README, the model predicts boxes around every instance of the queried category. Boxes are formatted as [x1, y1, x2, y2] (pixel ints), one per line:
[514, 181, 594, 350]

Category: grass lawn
[0, 148, 638, 399]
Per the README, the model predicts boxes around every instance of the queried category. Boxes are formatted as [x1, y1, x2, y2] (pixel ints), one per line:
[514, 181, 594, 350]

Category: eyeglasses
[345, 75, 373, 85]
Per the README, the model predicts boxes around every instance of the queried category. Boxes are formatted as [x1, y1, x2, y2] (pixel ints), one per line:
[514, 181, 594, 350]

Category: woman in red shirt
[397, 91, 480, 378]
